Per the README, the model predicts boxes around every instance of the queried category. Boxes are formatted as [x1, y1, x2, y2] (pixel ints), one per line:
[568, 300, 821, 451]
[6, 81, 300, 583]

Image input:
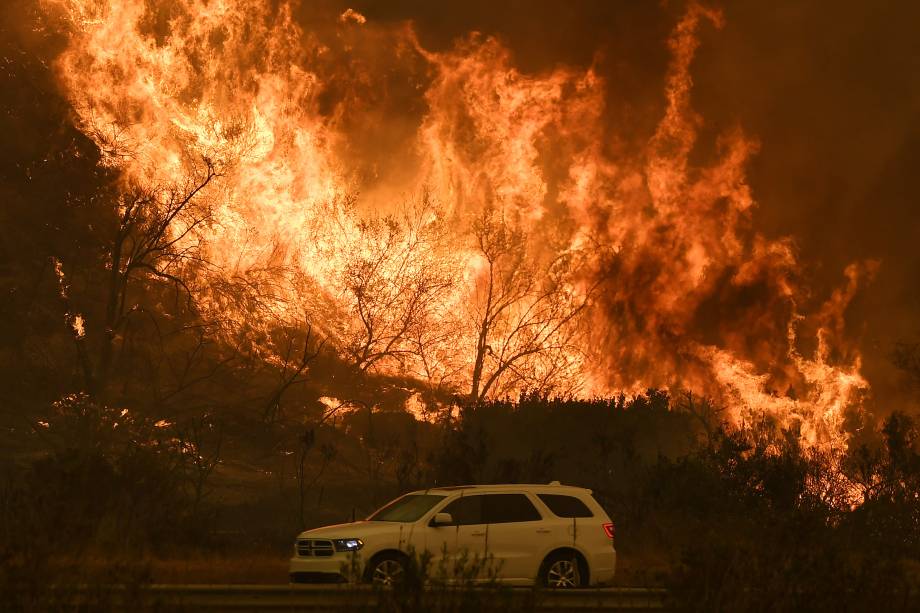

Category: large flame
[42, 0, 872, 452]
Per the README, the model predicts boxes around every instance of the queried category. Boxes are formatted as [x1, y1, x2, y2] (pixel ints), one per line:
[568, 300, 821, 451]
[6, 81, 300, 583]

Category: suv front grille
[297, 539, 335, 557]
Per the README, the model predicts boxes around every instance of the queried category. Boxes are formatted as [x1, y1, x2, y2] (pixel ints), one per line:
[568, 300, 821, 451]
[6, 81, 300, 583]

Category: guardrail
[33, 584, 669, 611]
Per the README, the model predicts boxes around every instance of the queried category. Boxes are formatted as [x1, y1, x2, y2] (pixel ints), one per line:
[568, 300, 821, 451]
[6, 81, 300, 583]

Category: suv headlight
[333, 538, 364, 552]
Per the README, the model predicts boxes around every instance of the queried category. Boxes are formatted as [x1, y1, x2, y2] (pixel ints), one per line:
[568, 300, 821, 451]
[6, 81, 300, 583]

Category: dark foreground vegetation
[3, 390, 920, 611]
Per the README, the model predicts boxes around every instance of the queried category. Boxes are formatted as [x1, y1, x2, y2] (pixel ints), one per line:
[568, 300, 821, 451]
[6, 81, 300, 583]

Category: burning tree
[317, 193, 458, 376]
[95, 158, 219, 397]
[48, 152, 221, 403]
[466, 207, 591, 404]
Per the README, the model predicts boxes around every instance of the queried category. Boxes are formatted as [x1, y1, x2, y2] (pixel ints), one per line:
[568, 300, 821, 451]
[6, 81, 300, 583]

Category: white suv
[289, 482, 616, 588]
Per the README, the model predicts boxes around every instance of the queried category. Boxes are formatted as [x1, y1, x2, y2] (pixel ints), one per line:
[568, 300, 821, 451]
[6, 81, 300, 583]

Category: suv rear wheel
[540, 551, 587, 588]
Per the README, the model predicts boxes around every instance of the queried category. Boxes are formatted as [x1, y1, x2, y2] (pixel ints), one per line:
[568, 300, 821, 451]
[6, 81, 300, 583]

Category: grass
[146, 528, 669, 586]
[43, 547, 663, 586]
[146, 552, 290, 584]
[43, 552, 290, 585]
[610, 548, 670, 587]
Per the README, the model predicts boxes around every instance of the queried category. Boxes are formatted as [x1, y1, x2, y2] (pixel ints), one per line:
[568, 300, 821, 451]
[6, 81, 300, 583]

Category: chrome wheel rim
[372, 559, 404, 586]
[546, 559, 580, 588]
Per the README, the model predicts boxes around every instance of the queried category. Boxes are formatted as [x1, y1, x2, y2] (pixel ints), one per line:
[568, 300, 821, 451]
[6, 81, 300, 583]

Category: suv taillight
[603, 522, 615, 539]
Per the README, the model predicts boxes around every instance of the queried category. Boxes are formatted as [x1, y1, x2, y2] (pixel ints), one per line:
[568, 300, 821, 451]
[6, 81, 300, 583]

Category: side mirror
[431, 512, 453, 526]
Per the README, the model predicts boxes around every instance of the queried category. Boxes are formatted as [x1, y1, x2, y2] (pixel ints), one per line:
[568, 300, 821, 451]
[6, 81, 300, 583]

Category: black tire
[539, 551, 588, 589]
[365, 552, 408, 586]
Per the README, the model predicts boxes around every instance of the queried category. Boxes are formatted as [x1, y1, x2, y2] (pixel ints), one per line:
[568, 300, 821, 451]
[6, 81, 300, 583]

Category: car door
[425, 494, 488, 580]
[481, 493, 546, 582]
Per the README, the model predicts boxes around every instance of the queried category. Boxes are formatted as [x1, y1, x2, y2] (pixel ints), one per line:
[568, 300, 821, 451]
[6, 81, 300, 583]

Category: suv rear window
[482, 494, 541, 523]
[537, 494, 594, 518]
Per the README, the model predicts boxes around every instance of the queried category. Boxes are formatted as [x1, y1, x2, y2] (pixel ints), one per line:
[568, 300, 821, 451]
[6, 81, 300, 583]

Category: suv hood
[297, 520, 416, 540]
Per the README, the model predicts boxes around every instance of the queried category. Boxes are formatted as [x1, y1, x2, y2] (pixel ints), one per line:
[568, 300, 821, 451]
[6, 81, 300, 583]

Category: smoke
[690, 1, 920, 414]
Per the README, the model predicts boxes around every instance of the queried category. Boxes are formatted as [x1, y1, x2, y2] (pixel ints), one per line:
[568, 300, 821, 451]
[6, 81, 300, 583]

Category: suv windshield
[368, 494, 446, 522]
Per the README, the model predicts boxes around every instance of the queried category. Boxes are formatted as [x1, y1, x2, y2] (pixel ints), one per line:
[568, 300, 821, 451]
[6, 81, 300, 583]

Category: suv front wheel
[540, 551, 587, 588]
[366, 553, 407, 586]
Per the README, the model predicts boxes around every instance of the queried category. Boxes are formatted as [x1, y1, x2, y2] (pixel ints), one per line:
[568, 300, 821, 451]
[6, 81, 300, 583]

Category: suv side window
[482, 493, 542, 523]
[537, 494, 594, 518]
[441, 495, 483, 525]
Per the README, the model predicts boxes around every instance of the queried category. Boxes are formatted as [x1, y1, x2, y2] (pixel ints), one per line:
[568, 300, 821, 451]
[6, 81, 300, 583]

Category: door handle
[536, 528, 551, 534]
[471, 531, 486, 537]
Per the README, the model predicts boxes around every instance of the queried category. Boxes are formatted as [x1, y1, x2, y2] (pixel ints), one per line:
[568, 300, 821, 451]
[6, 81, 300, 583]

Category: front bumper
[289, 553, 360, 583]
